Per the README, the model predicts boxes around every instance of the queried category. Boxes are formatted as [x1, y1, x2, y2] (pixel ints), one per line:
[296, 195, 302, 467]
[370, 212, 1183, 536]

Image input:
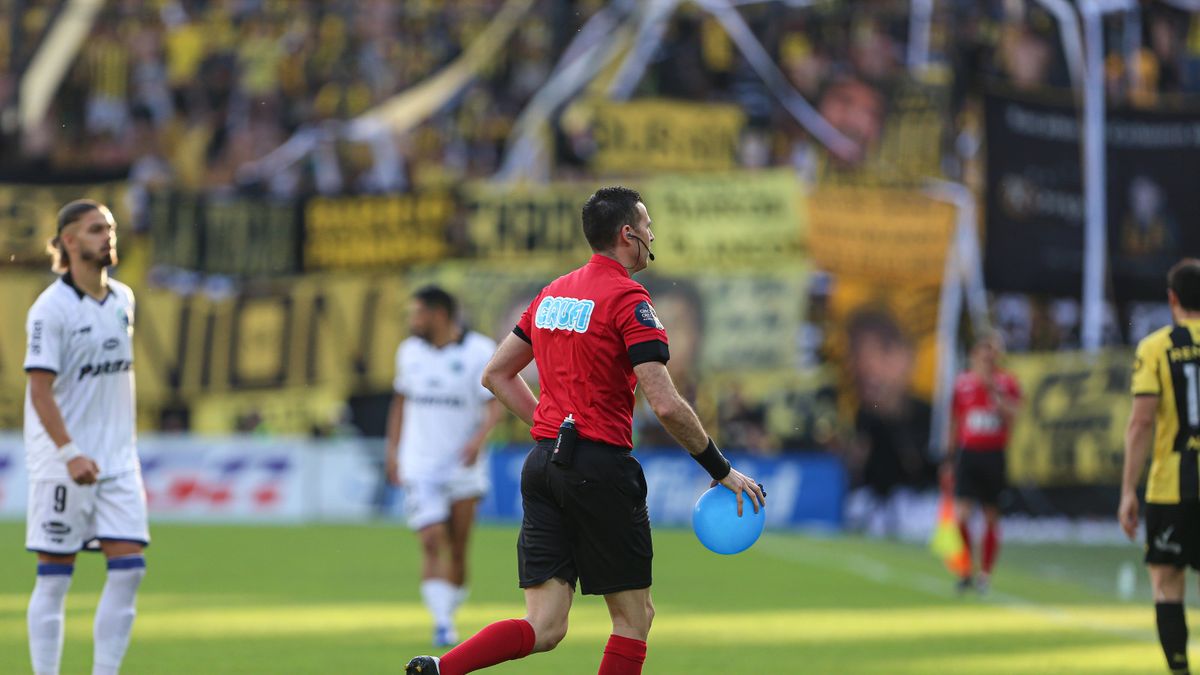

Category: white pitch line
[757, 537, 1158, 644]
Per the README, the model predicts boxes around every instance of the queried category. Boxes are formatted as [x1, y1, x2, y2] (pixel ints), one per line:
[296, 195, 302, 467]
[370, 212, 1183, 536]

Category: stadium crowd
[2, 0, 1199, 513]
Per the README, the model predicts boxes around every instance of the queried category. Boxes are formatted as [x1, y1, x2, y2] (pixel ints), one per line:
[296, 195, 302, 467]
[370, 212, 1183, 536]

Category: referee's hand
[715, 468, 766, 517]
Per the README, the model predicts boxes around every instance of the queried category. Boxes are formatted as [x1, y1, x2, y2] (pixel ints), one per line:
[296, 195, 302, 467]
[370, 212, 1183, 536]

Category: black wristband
[693, 438, 731, 481]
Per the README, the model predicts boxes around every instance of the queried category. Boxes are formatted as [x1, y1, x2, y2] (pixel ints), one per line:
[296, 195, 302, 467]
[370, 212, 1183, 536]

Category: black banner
[1107, 107, 1200, 299]
[149, 190, 457, 276]
[150, 192, 302, 277]
[983, 90, 1085, 296]
[984, 87, 1200, 301]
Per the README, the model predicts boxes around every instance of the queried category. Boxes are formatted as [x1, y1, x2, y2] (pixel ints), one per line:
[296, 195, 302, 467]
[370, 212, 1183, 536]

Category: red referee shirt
[952, 370, 1021, 452]
[515, 254, 670, 449]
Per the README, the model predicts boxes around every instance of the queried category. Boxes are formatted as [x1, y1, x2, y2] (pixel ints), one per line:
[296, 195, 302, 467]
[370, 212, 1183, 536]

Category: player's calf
[28, 562, 74, 675]
[93, 555, 146, 675]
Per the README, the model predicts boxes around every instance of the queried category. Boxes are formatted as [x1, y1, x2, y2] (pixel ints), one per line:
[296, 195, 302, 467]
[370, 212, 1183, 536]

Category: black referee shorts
[954, 450, 1007, 507]
[517, 440, 653, 596]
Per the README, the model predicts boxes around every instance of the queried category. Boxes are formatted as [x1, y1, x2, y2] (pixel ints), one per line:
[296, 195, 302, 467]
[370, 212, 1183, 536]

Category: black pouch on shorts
[551, 414, 578, 468]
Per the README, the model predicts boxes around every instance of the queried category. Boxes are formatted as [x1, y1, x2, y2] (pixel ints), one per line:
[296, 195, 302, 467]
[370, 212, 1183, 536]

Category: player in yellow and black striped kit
[1120, 259, 1200, 675]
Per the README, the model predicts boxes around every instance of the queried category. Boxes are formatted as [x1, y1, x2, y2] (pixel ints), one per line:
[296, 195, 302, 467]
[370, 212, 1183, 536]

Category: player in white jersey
[386, 286, 503, 648]
[23, 200, 148, 675]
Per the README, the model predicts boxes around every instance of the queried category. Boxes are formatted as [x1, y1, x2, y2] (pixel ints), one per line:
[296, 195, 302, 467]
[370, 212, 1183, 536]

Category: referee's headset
[625, 230, 655, 262]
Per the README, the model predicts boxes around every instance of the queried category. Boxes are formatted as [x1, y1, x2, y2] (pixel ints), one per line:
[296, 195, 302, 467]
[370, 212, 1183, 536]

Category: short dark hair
[47, 199, 105, 273]
[581, 186, 642, 251]
[1169, 258, 1200, 311]
[413, 285, 457, 317]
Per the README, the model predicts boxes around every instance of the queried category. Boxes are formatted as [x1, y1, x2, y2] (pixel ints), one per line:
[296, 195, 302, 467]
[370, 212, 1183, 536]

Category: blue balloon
[692, 485, 766, 555]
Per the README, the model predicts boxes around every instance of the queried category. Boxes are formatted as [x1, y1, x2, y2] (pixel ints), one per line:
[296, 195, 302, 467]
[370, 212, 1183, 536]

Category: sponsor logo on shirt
[535, 296, 595, 333]
[30, 320, 42, 355]
[103, 337, 120, 350]
[410, 394, 467, 407]
[78, 359, 133, 380]
[117, 307, 133, 334]
[634, 301, 664, 330]
[965, 409, 1002, 434]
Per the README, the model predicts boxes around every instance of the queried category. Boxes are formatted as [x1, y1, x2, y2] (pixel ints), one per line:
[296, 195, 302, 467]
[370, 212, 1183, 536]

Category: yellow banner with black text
[462, 171, 804, 272]
[1006, 350, 1133, 486]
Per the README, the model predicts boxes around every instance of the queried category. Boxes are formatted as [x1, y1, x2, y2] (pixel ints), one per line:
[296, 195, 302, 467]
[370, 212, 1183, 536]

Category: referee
[405, 186, 765, 675]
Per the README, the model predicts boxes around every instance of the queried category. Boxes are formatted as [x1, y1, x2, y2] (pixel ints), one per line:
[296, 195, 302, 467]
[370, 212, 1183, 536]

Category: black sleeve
[628, 339, 670, 366]
[24, 367, 58, 375]
[512, 325, 531, 344]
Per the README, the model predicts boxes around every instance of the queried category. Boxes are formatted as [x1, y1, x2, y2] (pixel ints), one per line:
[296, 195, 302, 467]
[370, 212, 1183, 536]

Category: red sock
[958, 520, 973, 575]
[982, 522, 1000, 574]
[598, 634, 647, 675]
[438, 618, 535, 675]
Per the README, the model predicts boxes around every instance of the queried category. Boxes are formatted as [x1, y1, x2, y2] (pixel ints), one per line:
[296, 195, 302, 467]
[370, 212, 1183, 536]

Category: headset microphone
[627, 232, 656, 262]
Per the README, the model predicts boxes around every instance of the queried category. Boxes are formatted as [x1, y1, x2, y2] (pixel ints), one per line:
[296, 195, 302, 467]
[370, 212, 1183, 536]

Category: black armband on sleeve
[693, 438, 731, 481]
[628, 339, 670, 366]
[512, 326, 531, 344]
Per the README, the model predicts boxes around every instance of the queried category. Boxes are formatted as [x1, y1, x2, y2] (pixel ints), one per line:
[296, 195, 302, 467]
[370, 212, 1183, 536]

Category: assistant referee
[405, 186, 765, 675]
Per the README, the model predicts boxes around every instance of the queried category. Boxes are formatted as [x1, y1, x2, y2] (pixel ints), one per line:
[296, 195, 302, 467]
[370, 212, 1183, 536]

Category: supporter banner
[1107, 107, 1200, 299]
[826, 277, 942, 406]
[461, 182, 595, 260]
[149, 192, 301, 276]
[0, 181, 130, 267]
[984, 88, 1200, 299]
[150, 191, 456, 274]
[0, 273, 60, 429]
[808, 187, 955, 286]
[303, 193, 454, 270]
[812, 81, 947, 187]
[190, 387, 349, 435]
[698, 368, 843, 456]
[0, 434, 380, 522]
[806, 79, 952, 286]
[479, 447, 846, 530]
[1006, 350, 1132, 486]
[586, 99, 745, 174]
[2, 264, 809, 441]
[640, 171, 805, 271]
[0, 272, 410, 424]
[983, 91, 1086, 296]
[463, 172, 804, 271]
[641, 270, 809, 375]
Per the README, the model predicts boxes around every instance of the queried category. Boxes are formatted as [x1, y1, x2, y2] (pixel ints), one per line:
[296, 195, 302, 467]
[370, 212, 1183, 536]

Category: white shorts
[26, 470, 150, 555]
[403, 462, 489, 531]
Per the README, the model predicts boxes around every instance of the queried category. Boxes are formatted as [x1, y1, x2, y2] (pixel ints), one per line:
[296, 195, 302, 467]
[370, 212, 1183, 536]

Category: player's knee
[531, 617, 568, 652]
[1151, 565, 1186, 600]
[418, 531, 443, 558]
[610, 606, 652, 640]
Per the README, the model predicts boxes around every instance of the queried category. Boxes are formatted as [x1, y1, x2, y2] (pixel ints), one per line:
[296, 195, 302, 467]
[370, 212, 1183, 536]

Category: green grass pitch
[0, 521, 1186, 673]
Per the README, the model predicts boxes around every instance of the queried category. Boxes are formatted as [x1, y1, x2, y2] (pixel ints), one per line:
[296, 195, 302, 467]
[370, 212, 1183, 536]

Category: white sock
[93, 556, 145, 675]
[419, 578, 456, 628]
[453, 585, 469, 612]
[29, 563, 74, 675]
